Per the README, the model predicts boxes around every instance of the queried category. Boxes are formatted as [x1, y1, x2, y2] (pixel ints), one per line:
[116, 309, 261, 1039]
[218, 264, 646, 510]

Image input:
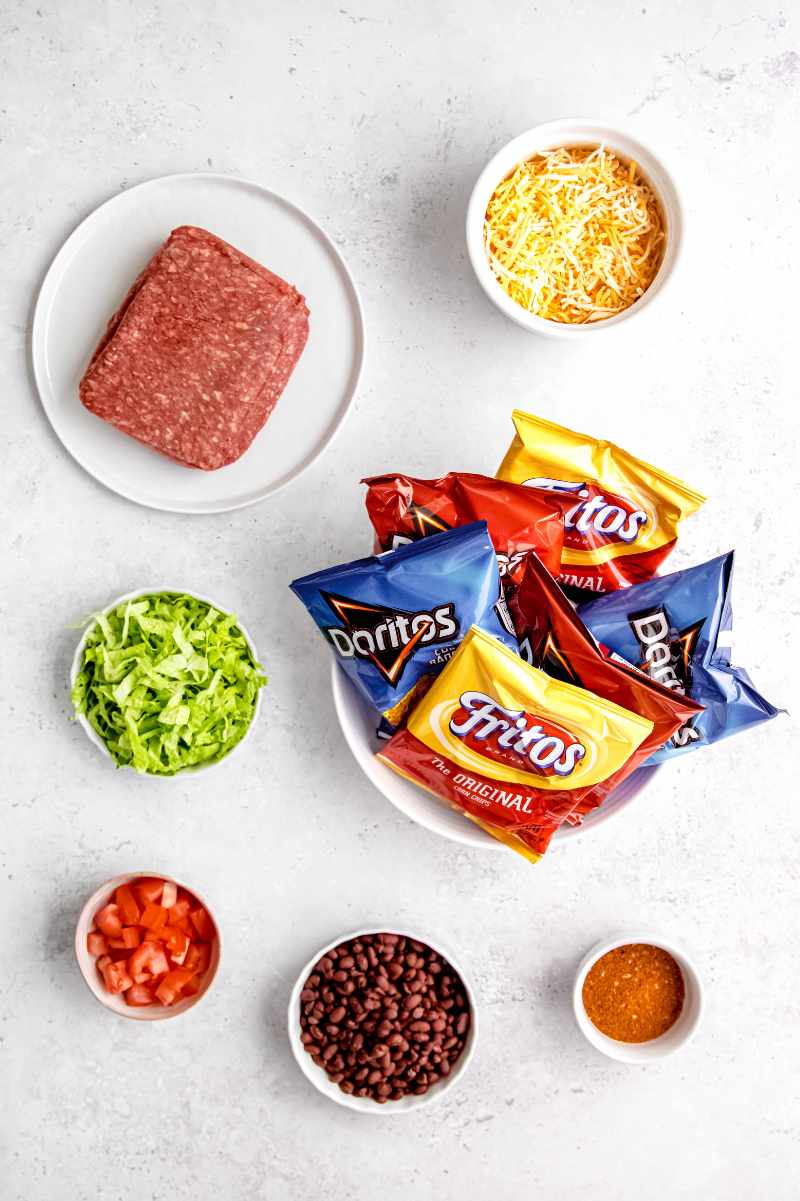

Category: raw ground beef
[79, 225, 310, 470]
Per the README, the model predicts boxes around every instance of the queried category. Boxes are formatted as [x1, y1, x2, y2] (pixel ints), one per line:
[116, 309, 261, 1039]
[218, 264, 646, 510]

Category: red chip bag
[510, 552, 704, 823]
[362, 471, 564, 588]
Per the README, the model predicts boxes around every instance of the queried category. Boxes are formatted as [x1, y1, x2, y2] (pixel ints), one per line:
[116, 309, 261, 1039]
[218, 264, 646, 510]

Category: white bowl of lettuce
[70, 589, 266, 777]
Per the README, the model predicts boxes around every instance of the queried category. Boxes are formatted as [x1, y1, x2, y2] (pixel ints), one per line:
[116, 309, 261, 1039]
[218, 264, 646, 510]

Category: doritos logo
[386, 503, 452, 550]
[518, 630, 584, 689]
[630, 607, 703, 747]
[321, 591, 458, 686]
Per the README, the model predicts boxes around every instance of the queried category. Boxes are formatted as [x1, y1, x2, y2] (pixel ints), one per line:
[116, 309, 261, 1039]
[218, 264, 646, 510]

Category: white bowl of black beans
[288, 929, 477, 1112]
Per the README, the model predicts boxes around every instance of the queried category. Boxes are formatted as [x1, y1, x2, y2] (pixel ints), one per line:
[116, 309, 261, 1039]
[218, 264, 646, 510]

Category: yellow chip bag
[377, 626, 653, 862]
[496, 410, 705, 593]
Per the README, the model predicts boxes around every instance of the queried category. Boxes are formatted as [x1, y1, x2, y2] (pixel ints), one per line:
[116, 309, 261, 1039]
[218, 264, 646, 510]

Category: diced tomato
[140, 903, 168, 931]
[184, 942, 210, 976]
[128, 942, 170, 983]
[100, 959, 133, 995]
[168, 898, 191, 924]
[155, 968, 195, 1006]
[135, 878, 164, 906]
[85, 876, 216, 1009]
[87, 931, 108, 956]
[189, 907, 215, 941]
[125, 984, 156, 1007]
[94, 903, 124, 938]
[162, 926, 190, 965]
[115, 884, 141, 925]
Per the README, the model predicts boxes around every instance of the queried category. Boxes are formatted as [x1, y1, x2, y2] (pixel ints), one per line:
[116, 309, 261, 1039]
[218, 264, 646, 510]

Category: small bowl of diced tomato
[75, 872, 220, 1020]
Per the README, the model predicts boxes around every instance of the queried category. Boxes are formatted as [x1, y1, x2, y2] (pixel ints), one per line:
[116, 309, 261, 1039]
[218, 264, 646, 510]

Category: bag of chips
[378, 625, 653, 861]
[577, 551, 781, 762]
[290, 522, 518, 726]
[496, 410, 706, 595]
[362, 471, 565, 587]
[511, 551, 703, 817]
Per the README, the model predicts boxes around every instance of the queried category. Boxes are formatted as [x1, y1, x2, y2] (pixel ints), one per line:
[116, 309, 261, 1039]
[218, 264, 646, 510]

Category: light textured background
[2, 2, 799, 1198]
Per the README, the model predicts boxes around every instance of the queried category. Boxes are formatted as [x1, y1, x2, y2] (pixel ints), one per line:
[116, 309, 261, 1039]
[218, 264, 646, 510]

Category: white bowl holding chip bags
[466, 119, 683, 337]
[69, 587, 263, 778]
[331, 663, 659, 853]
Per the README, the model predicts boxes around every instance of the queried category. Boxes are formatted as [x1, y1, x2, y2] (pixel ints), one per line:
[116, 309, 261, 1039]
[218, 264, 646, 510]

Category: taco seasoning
[582, 943, 685, 1043]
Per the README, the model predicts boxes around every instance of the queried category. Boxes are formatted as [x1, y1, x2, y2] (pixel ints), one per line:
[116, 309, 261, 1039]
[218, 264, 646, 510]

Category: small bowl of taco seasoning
[573, 934, 703, 1062]
[466, 119, 682, 337]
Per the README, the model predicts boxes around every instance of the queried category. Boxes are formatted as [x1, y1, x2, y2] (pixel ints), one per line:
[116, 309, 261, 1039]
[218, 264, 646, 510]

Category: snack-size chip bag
[290, 522, 518, 726]
[378, 625, 653, 861]
[362, 471, 565, 587]
[577, 551, 781, 763]
[511, 552, 703, 818]
[497, 410, 705, 594]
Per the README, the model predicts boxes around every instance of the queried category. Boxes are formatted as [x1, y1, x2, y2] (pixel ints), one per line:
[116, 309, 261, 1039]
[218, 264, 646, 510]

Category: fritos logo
[448, 691, 586, 777]
[526, 477, 648, 547]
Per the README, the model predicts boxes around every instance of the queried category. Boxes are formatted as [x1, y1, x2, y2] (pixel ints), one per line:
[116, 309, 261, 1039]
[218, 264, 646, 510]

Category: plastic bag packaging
[577, 551, 781, 763]
[362, 471, 565, 588]
[290, 522, 518, 727]
[496, 410, 705, 595]
[378, 625, 653, 861]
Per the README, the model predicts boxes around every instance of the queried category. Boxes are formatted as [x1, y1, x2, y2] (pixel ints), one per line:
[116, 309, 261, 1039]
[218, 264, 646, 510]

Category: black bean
[298, 933, 470, 1105]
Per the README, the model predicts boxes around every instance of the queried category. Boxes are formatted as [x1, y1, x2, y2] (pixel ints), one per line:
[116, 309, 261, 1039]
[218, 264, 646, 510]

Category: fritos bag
[378, 625, 653, 861]
[496, 410, 705, 594]
[362, 471, 565, 586]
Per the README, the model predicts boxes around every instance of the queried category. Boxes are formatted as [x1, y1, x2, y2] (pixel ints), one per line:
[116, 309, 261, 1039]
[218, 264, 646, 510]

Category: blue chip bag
[577, 551, 780, 762]
[291, 522, 518, 725]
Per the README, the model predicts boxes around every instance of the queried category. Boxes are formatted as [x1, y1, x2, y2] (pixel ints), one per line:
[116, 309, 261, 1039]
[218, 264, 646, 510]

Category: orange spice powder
[582, 943, 685, 1043]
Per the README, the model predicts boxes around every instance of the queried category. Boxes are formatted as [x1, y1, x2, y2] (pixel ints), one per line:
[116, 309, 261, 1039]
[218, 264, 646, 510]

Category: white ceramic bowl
[331, 663, 659, 853]
[466, 119, 683, 337]
[573, 933, 704, 1062]
[69, 587, 263, 778]
[288, 927, 478, 1113]
[75, 871, 221, 1021]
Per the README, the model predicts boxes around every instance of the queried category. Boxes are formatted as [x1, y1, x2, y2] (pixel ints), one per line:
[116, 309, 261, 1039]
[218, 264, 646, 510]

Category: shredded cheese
[484, 146, 665, 324]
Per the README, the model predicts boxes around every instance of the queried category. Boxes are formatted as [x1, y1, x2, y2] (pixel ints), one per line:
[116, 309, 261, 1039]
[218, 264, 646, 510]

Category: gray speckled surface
[2, 2, 799, 1198]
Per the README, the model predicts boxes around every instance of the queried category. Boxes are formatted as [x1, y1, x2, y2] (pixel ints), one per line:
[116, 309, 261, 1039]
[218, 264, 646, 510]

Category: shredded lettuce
[71, 592, 266, 775]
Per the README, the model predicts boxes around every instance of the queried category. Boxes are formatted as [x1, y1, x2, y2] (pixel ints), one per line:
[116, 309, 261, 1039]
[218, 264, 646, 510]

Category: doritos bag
[511, 552, 703, 816]
[577, 551, 781, 763]
[378, 625, 653, 861]
[497, 410, 705, 595]
[290, 522, 518, 726]
[362, 471, 565, 586]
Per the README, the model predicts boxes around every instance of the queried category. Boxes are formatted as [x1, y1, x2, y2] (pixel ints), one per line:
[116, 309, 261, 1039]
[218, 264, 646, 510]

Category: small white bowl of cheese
[466, 119, 683, 337]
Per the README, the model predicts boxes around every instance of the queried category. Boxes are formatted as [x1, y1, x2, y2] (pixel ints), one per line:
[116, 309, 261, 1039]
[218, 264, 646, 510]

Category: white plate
[33, 173, 365, 513]
[332, 663, 660, 853]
